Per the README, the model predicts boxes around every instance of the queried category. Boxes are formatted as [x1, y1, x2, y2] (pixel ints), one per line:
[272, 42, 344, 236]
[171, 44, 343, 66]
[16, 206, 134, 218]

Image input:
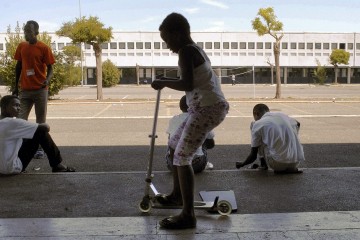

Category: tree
[313, 59, 327, 85]
[56, 16, 113, 100]
[62, 45, 82, 86]
[0, 23, 23, 92]
[252, 7, 284, 98]
[329, 49, 350, 84]
[102, 59, 120, 87]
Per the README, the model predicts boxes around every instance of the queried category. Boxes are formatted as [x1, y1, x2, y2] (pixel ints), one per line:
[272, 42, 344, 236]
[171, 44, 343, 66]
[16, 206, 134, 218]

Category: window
[290, 42, 297, 49]
[197, 42, 204, 48]
[298, 42, 305, 49]
[331, 43, 337, 49]
[323, 43, 329, 50]
[231, 42, 238, 49]
[306, 43, 313, 50]
[214, 42, 220, 49]
[127, 42, 134, 49]
[256, 42, 263, 49]
[51, 43, 56, 50]
[119, 42, 126, 49]
[265, 42, 272, 49]
[110, 42, 117, 49]
[101, 43, 108, 49]
[248, 42, 255, 49]
[162, 42, 168, 49]
[348, 43, 353, 50]
[240, 42, 246, 49]
[205, 42, 212, 49]
[356, 43, 360, 50]
[154, 42, 160, 49]
[282, 42, 288, 49]
[66, 42, 73, 46]
[339, 43, 345, 50]
[223, 42, 229, 49]
[315, 43, 321, 50]
[136, 42, 143, 49]
[145, 42, 151, 49]
[58, 43, 64, 50]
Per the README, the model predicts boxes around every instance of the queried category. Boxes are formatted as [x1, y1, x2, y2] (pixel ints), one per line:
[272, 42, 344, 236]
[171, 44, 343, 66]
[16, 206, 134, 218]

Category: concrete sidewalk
[1, 211, 359, 239]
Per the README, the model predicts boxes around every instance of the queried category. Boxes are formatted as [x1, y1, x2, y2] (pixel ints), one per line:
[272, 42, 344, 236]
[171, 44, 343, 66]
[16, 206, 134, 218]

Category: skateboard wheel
[217, 200, 232, 215]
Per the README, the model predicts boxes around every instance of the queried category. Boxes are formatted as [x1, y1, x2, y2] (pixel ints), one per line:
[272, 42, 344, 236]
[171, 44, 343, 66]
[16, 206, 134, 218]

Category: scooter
[138, 90, 232, 216]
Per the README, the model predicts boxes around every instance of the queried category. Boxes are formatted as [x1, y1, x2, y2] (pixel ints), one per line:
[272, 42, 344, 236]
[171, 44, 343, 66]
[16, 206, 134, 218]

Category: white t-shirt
[166, 112, 214, 156]
[251, 112, 304, 164]
[0, 117, 38, 174]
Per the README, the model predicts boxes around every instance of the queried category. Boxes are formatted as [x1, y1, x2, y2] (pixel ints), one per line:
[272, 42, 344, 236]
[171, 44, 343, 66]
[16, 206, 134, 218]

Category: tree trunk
[93, 43, 103, 100]
[136, 64, 139, 86]
[274, 41, 281, 98]
[334, 65, 338, 84]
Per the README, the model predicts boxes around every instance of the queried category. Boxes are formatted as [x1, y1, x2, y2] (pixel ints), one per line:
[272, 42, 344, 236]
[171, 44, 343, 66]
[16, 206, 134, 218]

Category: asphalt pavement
[0, 84, 359, 239]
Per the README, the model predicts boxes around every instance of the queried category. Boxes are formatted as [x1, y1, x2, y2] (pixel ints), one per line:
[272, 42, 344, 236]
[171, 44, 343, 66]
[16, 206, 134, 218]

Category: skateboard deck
[199, 190, 237, 212]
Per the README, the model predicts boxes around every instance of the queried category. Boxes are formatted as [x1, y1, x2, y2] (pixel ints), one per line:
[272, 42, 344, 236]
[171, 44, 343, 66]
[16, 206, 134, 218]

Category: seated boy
[236, 103, 304, 174]
[0, 95, 75, 174]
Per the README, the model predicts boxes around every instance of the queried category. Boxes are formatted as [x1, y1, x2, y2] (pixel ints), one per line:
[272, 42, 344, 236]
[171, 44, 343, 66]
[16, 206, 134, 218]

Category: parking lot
[0, 84, 359, 218]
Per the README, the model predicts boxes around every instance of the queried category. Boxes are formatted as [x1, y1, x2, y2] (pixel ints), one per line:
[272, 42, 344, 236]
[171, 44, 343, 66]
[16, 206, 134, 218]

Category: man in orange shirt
[13, 20, 55, 159]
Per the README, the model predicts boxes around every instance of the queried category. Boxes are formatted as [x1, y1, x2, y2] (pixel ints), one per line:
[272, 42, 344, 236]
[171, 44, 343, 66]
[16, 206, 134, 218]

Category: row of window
[1, 41, 358, 52]
[81, 41, 359, 51]
[85, 51, 358, 57]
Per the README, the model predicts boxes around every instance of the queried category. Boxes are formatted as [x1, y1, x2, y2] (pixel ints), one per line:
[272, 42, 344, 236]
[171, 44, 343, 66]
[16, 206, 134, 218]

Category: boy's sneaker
[205, 162, 214, 170]
[34, 149, 45, 159]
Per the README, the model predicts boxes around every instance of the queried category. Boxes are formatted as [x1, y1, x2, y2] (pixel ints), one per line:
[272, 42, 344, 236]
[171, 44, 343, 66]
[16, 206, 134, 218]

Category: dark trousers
[18, 127, 62, 171]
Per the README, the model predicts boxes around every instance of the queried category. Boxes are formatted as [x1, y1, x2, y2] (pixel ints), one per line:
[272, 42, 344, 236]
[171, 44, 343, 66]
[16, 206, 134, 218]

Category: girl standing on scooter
[151, 12, 229, 229]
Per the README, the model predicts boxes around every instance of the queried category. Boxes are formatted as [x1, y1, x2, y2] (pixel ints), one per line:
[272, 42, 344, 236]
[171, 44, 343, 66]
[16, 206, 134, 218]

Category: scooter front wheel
[139, 197, 152, 213]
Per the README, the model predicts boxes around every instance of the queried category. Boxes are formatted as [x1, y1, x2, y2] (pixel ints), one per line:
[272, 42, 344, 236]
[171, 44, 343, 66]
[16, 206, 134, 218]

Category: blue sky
[1, 0, 360, 33]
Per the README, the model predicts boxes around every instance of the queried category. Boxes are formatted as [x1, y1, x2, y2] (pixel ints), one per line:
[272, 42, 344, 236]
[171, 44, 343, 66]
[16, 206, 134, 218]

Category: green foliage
[0, 23, 23, 92]
[62, 45, 82, 65]
[102, 59, 120, 87]
[50, 52, 67, 96]
[252, 7, 283, 37]
[56, 16, 112, 46]
[313, 59, 327, 85]
[329, 49, 350, 84]
[329, 49, 350, 67]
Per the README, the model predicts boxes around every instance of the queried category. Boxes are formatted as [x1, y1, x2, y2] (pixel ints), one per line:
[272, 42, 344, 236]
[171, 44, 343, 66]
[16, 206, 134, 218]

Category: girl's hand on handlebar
[151, 80, 164, 90]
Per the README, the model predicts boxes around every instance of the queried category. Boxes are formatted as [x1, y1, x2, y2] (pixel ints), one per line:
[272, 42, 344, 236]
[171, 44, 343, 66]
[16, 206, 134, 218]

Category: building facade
[1, 31, 359, 84]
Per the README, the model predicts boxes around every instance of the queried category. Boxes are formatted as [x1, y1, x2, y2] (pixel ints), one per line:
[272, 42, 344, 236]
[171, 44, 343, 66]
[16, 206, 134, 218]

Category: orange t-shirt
[14, 41, 55, 90]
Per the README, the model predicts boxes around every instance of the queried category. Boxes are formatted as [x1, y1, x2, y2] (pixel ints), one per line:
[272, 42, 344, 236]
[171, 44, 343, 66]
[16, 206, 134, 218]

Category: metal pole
[252, 65, 255, 98]
[79, 0, 84, 86]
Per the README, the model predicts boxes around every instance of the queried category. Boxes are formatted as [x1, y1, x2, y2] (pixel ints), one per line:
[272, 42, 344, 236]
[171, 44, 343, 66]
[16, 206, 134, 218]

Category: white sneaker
[205, 162, 214, 170]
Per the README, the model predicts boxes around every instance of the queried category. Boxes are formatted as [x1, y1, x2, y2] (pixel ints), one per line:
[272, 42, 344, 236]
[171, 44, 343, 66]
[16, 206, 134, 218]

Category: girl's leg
[177, 164, 195, 219]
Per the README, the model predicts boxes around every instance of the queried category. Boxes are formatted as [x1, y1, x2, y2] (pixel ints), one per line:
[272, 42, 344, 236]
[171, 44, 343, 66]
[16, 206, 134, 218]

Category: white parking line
[34, 114, 360, 120]
[92, 104, 113, 117]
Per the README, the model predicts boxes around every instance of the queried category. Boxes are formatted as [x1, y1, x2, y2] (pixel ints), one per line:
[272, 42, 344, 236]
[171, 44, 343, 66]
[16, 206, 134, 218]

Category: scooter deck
[199, 190, 237, 212]
[151, 200, 215, 210]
